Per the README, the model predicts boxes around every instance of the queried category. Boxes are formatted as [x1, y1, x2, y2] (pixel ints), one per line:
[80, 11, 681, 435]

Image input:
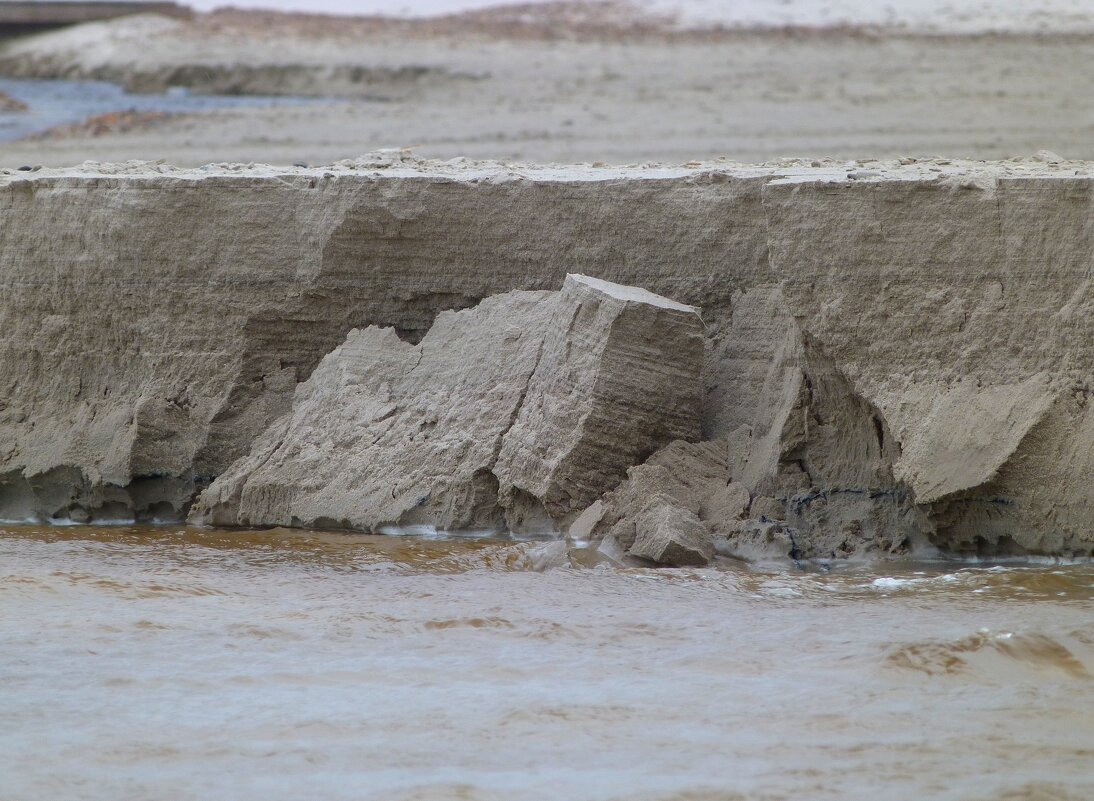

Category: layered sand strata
[0, 156, 1090, 557]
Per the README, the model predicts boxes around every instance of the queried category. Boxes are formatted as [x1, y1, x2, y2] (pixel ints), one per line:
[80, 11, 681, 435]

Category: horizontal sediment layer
[1, 155, 1091, 556]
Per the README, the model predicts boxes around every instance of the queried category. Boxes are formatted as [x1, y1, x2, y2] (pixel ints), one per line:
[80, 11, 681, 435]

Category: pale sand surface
[5, 1, 1094, 167]
[183, 0, 1094, 34]
[3, 6, 1094, 168]
[645, 0, 1094, 33]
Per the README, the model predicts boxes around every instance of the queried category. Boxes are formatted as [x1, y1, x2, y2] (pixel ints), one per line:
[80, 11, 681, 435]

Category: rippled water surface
[2, 525, 1092, 800]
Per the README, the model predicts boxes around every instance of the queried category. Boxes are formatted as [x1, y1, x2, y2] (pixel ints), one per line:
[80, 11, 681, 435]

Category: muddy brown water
[2, 524, 1092, 800]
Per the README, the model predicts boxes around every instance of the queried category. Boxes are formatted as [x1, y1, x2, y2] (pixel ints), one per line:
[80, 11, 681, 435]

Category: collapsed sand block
[578, 327, 930, 565]
[577, 439, 735, 566]
[188, 292, 556, 530]
[629, 503, 712, 567]
[494, 274, 704, 531]
[189, 275, 704, 532]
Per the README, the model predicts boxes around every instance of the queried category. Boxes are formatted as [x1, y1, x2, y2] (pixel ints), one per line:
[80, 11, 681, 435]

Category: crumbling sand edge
[0, 154, 1090, 558]
[3, 152, 1093, 183]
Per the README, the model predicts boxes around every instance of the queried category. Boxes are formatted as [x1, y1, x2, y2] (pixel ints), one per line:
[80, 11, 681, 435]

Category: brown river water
[2, 524, 1092, 801]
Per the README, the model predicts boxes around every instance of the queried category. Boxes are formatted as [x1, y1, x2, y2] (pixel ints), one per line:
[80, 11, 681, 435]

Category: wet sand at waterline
[2, 525, 1092, 800]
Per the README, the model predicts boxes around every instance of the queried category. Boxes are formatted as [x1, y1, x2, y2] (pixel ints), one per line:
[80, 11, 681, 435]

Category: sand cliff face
[0, 157, 1090, 557]
[189, 274, 704, 534]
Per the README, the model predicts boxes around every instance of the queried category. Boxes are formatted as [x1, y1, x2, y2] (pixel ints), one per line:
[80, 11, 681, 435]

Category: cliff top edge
[3, 152, 1093, 185]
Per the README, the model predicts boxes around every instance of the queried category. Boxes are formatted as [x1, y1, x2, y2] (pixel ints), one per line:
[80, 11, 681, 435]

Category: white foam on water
[376, 524, 527, 540]
[870, 576, 921, 590]
[377, 523, 445, 539]
[44, 516, 139, 526]
[44, 517, 84, 527]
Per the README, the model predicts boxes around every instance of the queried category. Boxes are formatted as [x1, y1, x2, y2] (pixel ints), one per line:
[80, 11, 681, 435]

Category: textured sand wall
[0, 158, 1090, 554]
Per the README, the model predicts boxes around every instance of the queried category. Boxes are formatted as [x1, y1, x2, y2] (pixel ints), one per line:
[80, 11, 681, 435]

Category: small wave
[377, 524, 449, 540]
[886, 629, 1091, 680]
[858, 565, 1094, 602]
[870, 576, 925, 590]
[868, 572, 964, 591]
[422, 616, 515, 631]
[52, 517, 138, 526]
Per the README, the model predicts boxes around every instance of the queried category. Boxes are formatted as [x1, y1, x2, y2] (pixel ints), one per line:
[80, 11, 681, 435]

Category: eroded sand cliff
[190, 274, 704, 535]
[0, 155, 1090, 558]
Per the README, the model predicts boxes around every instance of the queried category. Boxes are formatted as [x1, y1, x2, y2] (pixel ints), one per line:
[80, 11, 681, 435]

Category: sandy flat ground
[180, 0, 1094, 34]
[645, 0, 1094, 33]
[2, 4, 1094, 167]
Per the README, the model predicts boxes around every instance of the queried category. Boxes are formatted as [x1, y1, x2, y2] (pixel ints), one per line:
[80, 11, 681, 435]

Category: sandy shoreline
[2, 5, 1094, 167]
[2, 7, 1092, 801]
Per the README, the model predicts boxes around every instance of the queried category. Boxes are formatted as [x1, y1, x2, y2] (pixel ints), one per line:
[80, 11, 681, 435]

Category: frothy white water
[377, 524, 561, 541]
[1, 525, 1092, 801]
